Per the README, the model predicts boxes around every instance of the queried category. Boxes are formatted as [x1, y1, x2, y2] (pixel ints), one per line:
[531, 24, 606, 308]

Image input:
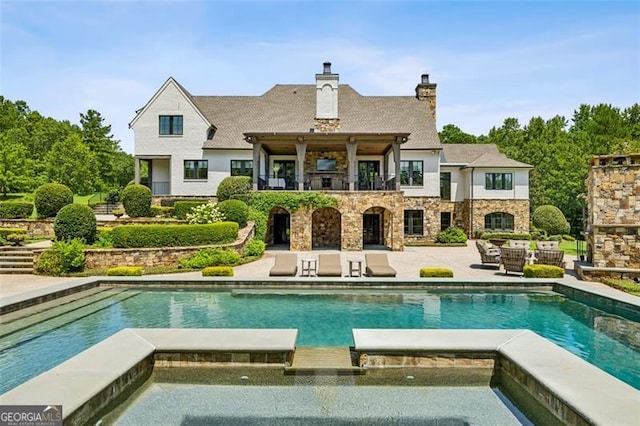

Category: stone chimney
[316, 62, 339, 119]
[415, 73, 437, 122]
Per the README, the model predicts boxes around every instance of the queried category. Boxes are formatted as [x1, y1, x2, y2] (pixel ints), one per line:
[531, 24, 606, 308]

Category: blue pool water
[1, 289, 639, 393]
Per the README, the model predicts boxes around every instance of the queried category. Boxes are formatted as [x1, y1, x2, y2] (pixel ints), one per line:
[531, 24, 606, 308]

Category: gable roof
[442, 144, 532, 168]
[194, 84, 440, 150]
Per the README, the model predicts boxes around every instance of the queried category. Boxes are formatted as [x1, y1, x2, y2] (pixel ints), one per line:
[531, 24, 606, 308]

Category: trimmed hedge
[180, 247, 242, 269]
[202, 266, 234, 277]
[121, 184, 152, 218]
[0, 228, 27, 238]
[217, 199, 249, 228]
[420, 267, 454, 278]
[481, 232, 531, 240]
[54, 204, 97, 243]
[112, 222, 239, 248]
[160, 197, 210, 207]
[150, 206, 174, 217]
[0, 202, 34, 219]
[523, 264, 564, 278]
[173, 201, 208, 220]
[106, 266, 143, 276]
[34, 183, 73, 218]
[217, 176, 251, 201]
[436, 227, 467, 244]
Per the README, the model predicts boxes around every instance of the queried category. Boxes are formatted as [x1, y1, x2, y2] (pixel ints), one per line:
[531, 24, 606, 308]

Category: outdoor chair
[535, 240, 559, 251]
[508, 240, 533, 262]
[499, 247, 527, 275]
[364, 253, 397, 277]
[534, 249, 565, 269]
[317, 254, 342, 277]
[476, 240, 501, 267]
[269, 253, 298, 277]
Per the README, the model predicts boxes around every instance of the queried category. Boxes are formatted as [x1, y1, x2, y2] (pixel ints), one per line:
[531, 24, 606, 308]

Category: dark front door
[363, 214, 381, 245]
[273, 161, 296, 189]
[274, 214, 290, 245]
[358, 161, 380, 190]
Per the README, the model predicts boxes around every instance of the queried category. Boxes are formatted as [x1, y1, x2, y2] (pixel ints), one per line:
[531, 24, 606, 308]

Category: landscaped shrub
[532, 205, 570, 236]
[6, 233, 25, 246]
[111, 222, 239, 248]
[0, 228, 27, 239]
[54, 204, 97, 243]
[180, 248, 242, 269]
[35, 239, 85, 276]
[244, 238, 266, 257]
[217, 176, 251, 202]
[0, 202, 34, 219]
[95, 227, 114, 248]
[217, 199, 249, 228]
[121, 184, 152, 218]
[602, 278, 640, 296]
[186, 202, 225, 224]
[248, 207, 267, 240]
[436, 227, 467, 244]
[106, 266, 143, 276]
[562, 234, 576, 242]
[173, 201, 208, 220]
[160, 197, 210, 207]
[202, 266, 234, 277]
[481, 232, 531, 240]
[34, 183, 73, 218]
[523, 264, 564, 278]
[420, 267, 454, 278]
[150, 206, 174, 217]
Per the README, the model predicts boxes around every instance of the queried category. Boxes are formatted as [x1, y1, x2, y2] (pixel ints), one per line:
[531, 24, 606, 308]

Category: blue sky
[2, 1, 639, 154]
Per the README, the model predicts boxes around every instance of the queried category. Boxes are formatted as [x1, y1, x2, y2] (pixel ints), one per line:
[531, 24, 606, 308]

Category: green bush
[186, 202, 225, 224]
[0, 228, 27, 238]
[180, 248, 242, 269]
[0, 202, 34, 219]
[95, 227, 114, 248]
[54, 204, 97, 243]
[35, 239, 85, 276]
[202, 266, 234, 277]
[160, 197, 210, 207]
[217, 199, 249, 228]
[532, 205, 570, 236]
[244, 238, 266, 257]
[121, 184, 152, 218]
[523, 264, 564, 278]
[436, 227, 467, 244]
[106, 266, 143, 276]
[34, 183, 73, 218]
[150, 206, 174, 217]
[602, 278, 640, 297]
[248, 207, 267, 240]
[6, 233, 25, 246]
[173, 201, 208, 220]
[481, 232, 531, 240]
[217, 176, 251, 202]
[562, 234, 576, 242]
[420, 267, 454, 278]
[112, 222, 239, 248]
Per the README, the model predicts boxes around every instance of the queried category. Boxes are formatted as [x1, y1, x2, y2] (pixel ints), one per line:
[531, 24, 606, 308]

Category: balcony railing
[257, 175, 396, 191]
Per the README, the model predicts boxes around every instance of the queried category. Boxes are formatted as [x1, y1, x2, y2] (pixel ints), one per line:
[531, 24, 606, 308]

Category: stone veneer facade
[464, 199, 530, 236]
[586, 154, 640, 269]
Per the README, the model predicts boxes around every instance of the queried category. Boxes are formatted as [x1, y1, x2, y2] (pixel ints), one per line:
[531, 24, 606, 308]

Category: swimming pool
[1, 288, 639, 393]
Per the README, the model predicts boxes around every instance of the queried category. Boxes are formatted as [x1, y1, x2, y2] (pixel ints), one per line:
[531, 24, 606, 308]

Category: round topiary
[436, 227, 468, 244]
[121, 184, 152, 218]
[216, 176, 251, 202]
[34, 183, 73, 218]
[54, 204, 97, 243]
[532, 205, 569, 236]
[217, 199, 249, 228]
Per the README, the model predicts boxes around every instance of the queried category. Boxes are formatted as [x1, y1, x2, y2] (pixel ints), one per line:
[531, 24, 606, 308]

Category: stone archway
[267, 206, 291, 247]
[312, 207, 342, 249]
[362, 206, 392, 249]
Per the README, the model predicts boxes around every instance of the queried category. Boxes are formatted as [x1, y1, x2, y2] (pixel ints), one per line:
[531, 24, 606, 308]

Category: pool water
[1, 288, 639, 393]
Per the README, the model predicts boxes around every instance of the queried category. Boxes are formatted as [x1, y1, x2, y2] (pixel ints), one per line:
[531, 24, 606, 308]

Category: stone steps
[92, 203, 122, 215]
[0, 247, 34, 275]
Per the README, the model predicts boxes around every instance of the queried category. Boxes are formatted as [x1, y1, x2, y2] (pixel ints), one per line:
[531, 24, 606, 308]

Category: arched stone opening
[267, 206, 291, 248]
[312, 207, 342, 249]
[362, 206, 392, 249]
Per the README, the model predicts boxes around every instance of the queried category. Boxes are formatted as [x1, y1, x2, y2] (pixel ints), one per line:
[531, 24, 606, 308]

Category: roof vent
[323, 62, 332, 74]
[421, 74, 430, 84]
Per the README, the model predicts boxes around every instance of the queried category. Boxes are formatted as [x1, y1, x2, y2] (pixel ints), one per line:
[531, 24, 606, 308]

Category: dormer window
[159, 115, 183, 135]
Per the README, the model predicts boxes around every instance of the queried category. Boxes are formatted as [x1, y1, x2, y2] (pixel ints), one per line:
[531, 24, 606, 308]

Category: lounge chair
[317, 254, 342, 277]
[534, 249, 565, 268]
[364, 253, 397, 277]
[476, 240, 501, 267]
[509, 240, 533, 262]
[269, 253, 298, 277]
[535, 240, 559, 250]
[500, 247, 527, 275]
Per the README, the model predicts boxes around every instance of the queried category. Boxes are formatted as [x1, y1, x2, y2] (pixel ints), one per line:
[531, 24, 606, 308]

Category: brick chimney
[415, 73, 437, 122]
[316, 62, 339, 119]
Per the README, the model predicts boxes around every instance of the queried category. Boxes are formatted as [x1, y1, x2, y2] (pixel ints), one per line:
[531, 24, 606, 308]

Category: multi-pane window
[440, 172, 451, 200]
[484, 212, 514, 231]
[159, 115, 183, 135]
[485, 173, 513, 190]
[400, 161, 423, 186]
[230, 160, 253, 177]
[184, 160, 208, 180]
[440, 212, 451, 231]
[404, 210, 424, 235]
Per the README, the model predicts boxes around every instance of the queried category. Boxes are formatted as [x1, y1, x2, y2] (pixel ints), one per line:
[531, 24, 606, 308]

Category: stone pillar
[296, 141, 307, 191]
[134, 158, 140, 184]
[252, 143, 261, 191]
[346, 139, 357, 191]
[392, 141, 401, 191]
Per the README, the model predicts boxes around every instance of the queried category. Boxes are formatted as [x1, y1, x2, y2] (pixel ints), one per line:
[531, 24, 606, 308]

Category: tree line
[0, 96, 134, 196]
[439, 103, 640, 234]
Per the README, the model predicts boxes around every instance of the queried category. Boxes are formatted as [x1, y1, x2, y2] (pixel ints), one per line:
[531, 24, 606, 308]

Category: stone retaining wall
[0, 218, 188, 238]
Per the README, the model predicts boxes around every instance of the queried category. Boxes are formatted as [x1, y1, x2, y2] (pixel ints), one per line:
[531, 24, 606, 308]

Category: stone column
[252, 143, 261, 191]
[296, 140, 307, 191]
[346, 138, 357, 191]
[392, 141, 401, 191]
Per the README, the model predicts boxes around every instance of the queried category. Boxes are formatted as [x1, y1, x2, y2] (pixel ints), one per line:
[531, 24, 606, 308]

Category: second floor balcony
[257, 174, 397, 191]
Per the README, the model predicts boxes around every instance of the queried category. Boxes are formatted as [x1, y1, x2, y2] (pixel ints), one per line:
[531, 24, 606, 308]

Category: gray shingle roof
[442, 144, 532, 168]
[195, 85, 440, 150]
